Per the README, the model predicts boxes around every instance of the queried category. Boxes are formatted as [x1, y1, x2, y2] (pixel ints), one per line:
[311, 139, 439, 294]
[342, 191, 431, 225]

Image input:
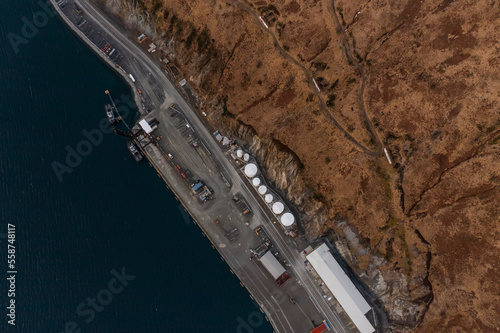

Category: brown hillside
[99, 0, 500, 331]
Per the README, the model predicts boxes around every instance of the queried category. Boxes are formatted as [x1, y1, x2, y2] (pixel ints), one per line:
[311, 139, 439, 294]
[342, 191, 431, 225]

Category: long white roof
[306, 244, 374, 333]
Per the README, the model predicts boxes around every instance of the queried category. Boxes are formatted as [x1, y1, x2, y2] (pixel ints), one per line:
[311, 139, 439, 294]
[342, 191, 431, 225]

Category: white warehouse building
[306, 243, 375, 333]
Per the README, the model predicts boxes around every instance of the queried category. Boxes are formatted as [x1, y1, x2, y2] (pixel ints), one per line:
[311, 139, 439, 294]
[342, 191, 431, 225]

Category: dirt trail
[229, 0, 382, 156]
[329, 0, 384, 155]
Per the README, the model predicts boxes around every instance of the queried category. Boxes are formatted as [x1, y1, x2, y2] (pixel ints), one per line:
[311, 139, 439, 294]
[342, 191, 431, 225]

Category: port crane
[113, 128, 157, 149]
[113, 128, 142, 140]
[105, 90, 160, 150]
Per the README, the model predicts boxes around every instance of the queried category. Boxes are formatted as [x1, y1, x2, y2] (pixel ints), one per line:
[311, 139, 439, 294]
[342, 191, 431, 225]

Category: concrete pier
[50, 0, 361, 331]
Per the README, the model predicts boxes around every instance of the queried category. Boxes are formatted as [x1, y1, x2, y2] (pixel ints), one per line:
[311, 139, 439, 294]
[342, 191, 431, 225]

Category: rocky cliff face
[95, 0, 500, 331]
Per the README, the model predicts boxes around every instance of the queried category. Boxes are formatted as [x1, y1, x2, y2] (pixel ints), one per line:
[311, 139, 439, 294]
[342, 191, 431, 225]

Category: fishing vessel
[126, 141, 143, 162]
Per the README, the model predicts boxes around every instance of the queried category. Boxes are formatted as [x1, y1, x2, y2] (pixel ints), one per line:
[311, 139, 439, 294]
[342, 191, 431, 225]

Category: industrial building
[258, 251, 291, 287]
[306, 244, 375, 333]
[139, 118, 159, 134]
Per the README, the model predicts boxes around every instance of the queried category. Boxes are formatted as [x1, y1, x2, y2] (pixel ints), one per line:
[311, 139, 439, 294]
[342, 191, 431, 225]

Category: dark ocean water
[0, 1, 272, 332]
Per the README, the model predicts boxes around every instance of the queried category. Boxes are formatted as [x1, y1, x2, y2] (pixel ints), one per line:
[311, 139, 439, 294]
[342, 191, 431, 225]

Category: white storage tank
[244, 163, 258, 178]
[252, 178, 261, 187]
[243, 153, 250, 161]
[280, 213, 295, 227]
[258, 185, 267, 195]
[236, 150, 244, 158]
[272, 202, 284, 215]
[264, 194, 273, 203]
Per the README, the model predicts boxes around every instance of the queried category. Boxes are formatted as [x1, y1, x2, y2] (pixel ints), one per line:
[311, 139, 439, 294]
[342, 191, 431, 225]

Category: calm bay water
[0, 1, 272, 332]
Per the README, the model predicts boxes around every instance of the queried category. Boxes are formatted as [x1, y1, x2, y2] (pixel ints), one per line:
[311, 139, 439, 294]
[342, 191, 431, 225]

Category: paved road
[52, 1, 363, 332]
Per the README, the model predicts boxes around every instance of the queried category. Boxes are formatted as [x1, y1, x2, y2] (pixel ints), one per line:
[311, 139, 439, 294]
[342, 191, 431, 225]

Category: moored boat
[105, 103, 116, 124]
[126, 141, 143, 162]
